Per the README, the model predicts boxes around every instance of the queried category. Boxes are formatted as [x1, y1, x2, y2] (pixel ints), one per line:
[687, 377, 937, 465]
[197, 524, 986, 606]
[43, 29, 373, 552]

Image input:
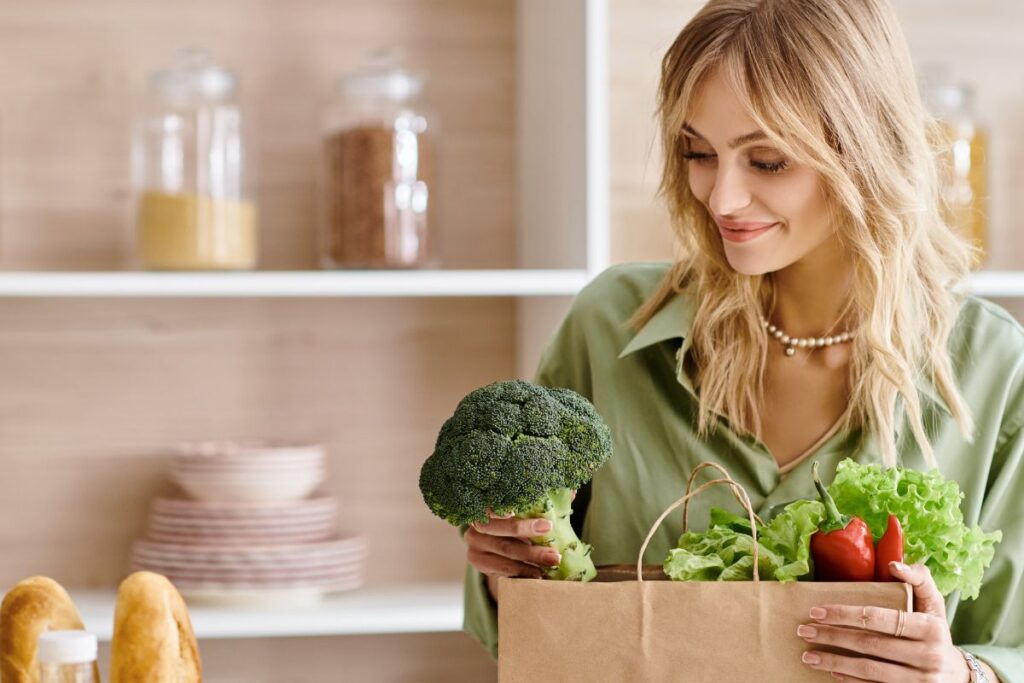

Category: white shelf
[68, 582, 463, 641]
[966, 271, 1024, 298]
[0, 270, 590, 298]
[0, 269, 1021, 298]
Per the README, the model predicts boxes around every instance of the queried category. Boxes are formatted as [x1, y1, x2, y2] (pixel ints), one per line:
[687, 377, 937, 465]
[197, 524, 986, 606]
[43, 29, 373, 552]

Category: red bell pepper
[810, 461, 875, 581]
[873, 514, 905, 581]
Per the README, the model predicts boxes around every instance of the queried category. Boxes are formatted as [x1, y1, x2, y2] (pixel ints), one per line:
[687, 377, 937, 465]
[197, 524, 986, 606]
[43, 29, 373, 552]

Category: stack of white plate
[132, 440, 368, 606]
[131, 533, 368, 607]
[170, 440, 325, 503]
[146, 495, 339, 545]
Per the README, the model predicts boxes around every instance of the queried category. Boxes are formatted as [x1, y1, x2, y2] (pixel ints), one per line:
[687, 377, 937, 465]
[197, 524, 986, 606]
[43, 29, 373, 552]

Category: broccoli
[419, 379, 613, 581]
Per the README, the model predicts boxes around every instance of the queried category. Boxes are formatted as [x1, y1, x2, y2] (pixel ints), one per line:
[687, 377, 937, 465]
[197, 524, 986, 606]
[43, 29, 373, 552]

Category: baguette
[110, 572, 200, 683]
[0, 576, 99, 683]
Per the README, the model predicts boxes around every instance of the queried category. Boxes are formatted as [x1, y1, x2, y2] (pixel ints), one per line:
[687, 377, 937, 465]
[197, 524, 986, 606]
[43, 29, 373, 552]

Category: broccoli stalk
[419, 380, 613, 582]
[521, 486, 595, 581]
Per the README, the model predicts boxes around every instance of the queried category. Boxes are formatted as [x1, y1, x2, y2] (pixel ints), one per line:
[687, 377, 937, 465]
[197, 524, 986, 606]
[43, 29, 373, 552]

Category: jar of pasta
[320, 50, 435, 269]
[133, 48, 258, 270]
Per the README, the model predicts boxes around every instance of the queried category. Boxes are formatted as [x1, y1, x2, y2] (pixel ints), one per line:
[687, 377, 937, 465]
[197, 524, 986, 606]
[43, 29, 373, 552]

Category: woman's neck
[768, 235, 856, 338]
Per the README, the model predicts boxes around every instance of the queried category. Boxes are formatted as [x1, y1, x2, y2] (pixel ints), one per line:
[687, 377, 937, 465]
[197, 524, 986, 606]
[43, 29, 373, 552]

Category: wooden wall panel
[608, 0, 699, 265]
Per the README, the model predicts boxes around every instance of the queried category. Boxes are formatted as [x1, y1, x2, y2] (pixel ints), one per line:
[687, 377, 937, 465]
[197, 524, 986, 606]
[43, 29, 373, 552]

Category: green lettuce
[664, 499, 825, 582]
[663, 460, 1001, 597]
[826, 459, 1001, 599]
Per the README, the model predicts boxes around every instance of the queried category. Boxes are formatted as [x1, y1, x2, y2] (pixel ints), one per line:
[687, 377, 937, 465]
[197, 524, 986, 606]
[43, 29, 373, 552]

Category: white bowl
[173, 474, 323, 503]
[175, 440, 325, 466]
[170, 470, 324, 484]
[171, 462, 324, 474]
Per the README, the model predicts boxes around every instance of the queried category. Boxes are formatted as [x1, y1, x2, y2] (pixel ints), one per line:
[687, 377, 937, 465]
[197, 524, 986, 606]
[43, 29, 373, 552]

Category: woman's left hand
[797, 561, 971, 682]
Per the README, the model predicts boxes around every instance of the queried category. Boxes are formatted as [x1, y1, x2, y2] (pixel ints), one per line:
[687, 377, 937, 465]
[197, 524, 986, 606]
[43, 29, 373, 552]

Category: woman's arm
[951, 417, 1024, 683]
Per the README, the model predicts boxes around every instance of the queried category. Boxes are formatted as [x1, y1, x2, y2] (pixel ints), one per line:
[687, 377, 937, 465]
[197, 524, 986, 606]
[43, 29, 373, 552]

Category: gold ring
[894, 609, 907, 638]
[859, 606, 870, 628]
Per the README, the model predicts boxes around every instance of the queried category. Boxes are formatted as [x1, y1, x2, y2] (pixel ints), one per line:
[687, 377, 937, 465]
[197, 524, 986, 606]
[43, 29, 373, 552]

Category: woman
[463, 0, 1024, 680]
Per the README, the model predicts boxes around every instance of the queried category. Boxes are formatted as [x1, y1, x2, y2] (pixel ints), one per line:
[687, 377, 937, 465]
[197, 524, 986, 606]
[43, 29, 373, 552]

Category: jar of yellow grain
[133, 48, 258, 270]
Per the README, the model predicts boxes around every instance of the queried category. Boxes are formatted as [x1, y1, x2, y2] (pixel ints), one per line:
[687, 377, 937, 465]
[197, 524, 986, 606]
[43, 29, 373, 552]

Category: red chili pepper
[873, 514, 905, 581]
[810, 461, 875, 581]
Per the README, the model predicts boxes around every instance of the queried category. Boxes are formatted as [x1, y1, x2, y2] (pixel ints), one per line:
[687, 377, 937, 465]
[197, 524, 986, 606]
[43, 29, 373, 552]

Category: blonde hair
[633, 0, 976, 467]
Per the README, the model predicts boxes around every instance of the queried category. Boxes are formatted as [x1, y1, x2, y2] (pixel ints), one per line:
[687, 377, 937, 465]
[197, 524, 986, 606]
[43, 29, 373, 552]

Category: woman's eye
[683, 149, 790, 175]
[682, 151, 716, 165]
[751, 159, 789, 174]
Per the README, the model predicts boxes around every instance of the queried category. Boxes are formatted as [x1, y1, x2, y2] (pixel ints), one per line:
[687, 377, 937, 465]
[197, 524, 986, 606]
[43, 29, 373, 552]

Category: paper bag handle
[682, 462, 764, 531]
[636, 470, 761, 583]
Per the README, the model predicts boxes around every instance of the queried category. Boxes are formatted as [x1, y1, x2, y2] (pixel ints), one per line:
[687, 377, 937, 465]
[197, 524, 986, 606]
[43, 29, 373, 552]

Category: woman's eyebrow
[682, 123, 768, 149]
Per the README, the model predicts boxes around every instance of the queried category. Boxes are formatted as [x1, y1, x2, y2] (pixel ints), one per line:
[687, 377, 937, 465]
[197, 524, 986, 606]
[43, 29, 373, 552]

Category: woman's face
[684, 70, 837, 276]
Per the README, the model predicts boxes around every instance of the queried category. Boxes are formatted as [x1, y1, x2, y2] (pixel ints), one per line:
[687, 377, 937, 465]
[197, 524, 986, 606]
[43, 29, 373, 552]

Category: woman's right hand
[464, 513, 563, 581]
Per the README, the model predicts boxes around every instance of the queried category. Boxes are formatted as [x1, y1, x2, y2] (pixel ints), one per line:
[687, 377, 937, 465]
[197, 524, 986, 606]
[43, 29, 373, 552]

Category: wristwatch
[958, 647, 989, 683]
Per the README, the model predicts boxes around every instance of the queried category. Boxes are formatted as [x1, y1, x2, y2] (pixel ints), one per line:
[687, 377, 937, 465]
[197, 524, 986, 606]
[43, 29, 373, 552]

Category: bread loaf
[0, 576, 99, 683]
[110, 572, 200, 683]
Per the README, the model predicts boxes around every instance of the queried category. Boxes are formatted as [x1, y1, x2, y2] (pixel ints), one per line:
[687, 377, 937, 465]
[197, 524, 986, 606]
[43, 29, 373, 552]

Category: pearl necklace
[759, 315, 854, 357]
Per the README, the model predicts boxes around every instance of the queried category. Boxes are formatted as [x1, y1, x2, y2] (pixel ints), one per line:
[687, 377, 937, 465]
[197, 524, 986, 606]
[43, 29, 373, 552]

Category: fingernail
[796, 625, 817, 638]
[534, 520, 552, 533]
[891, 561, 908, 572]
[809, 607, 827, 620]
[547, 553, 561, 566]
[802, 652, 821, 665]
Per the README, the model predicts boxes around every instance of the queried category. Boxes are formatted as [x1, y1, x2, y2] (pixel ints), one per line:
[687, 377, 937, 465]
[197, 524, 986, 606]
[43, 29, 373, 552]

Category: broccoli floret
[419, 380, 613, 581]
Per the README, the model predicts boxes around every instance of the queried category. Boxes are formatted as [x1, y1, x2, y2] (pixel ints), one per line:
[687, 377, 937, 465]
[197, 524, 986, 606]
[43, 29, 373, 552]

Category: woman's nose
[707, 164, 752, 218]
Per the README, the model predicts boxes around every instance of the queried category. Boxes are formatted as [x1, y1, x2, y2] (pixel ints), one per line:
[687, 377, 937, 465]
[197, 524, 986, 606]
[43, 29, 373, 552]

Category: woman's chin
[724, 252, 777, 277]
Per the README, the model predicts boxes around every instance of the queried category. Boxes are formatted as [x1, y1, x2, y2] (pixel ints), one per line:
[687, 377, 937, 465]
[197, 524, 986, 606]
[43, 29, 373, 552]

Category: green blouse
[463, 261, 1024, 681]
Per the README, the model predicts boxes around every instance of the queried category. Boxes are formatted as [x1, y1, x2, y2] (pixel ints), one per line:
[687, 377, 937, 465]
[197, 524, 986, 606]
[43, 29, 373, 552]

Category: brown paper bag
[497, 463, 914, 683]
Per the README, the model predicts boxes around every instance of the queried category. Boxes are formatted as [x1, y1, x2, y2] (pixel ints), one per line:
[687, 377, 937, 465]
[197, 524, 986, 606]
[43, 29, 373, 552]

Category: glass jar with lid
[133, 48, 258, 270]
[920, 65, 989, 269]
[37, 631, 100, 683]
[320, 50, 435, 269]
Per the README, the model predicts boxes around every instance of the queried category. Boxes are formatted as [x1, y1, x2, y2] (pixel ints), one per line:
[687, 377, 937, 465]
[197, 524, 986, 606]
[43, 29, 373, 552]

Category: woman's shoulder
[535, 262, 679, 391]
[549, 261, 680, 356]
[952, 295, 1024, 355]
[573, 261, 677, 317]
[950, 295, 1024, 430]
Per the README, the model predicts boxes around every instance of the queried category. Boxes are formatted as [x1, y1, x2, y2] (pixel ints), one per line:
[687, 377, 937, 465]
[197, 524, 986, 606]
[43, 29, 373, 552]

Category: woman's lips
[718, 221, 779, 243]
